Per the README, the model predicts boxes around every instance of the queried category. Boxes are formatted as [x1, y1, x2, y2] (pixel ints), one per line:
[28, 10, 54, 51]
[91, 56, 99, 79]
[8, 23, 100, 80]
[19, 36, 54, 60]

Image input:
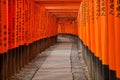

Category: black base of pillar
[109, 70, 116, 80]
[102, 65, 109, 80]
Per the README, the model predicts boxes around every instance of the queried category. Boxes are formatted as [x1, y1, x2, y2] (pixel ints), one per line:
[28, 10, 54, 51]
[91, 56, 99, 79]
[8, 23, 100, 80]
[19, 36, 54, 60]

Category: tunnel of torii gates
[0, 0, 120, 80]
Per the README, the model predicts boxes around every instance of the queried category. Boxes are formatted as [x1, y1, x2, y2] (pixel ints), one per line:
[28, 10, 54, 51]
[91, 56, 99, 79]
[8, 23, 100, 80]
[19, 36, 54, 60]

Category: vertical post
[114, 0, 120, 80]
[100, 0, 109, 80]
[108, 0, 116, 80]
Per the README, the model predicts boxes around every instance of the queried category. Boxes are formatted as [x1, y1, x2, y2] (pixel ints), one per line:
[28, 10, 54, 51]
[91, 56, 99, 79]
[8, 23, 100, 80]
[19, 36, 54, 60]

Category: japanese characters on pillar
[91, 0, 95, 54]
[89, 0, 93, 52]
[15, 0, 19, 47]
[87, 0, 91, 50]
[24, 0, 28, 45]
[81, 2, 83, 41]
[17, 0, 22, 46]
[0, 0, 58, 52]
[0, 0, 8, 54]
[97, 0, 102, 61]
[94, 0, 99, 58]
[8, 0, 13, 49]
[29, 0, 34, 44]
[77, 0, 120, 79]
[85, 0, 88, 46]
[11, 0, 16, 48]
[26, 0, 30, 44]
[82, 0, 86, 45]
[24, 0, 29, 45]
[85, 0, 89, 48]
[21, 0, 25, 45]
[108, 0, 116, 72]
[114, 0, 120, 79]
[100, 0, 109, 66]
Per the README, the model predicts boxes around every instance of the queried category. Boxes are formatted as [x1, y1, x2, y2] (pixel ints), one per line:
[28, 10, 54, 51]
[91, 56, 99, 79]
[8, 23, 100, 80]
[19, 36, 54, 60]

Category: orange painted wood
[8, 0, 14, 49]
[97, 0, 102, 60]
[100, 0, 109, 65]
[43, 3, 80, 7]
[35, 0, 81, 4]
[85, 0, 89, 47]
[89, 0, 95, 53]
[0, 0, 8, 54]
[57, 19, 77, 35]
[94, 0, 99, 57]
[108, 0, 116, 71]
[48, 9, 78, 13]
[88, 0, 91, 50]
[114, 0, 120, 78]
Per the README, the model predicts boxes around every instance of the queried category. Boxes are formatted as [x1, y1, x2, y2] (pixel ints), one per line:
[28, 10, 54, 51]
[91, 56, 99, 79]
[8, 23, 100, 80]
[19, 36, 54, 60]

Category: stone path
[32, 37, 73, 80]
[13, 36, 91, 80]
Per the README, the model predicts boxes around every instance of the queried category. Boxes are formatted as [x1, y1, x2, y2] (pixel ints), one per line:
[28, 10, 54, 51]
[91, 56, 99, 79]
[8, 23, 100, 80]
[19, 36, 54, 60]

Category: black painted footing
[109, 70, 116, 80]
[102, 65, 109, 80]
[98, 60, 102, 80]
[94, 57, 99, 80]
[0, 54, 4, 80]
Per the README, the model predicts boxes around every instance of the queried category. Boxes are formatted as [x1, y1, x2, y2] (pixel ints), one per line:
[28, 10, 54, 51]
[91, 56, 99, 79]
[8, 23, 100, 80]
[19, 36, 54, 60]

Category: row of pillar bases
[0, 36, 57, 80]
[78, 38, 118, 80]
